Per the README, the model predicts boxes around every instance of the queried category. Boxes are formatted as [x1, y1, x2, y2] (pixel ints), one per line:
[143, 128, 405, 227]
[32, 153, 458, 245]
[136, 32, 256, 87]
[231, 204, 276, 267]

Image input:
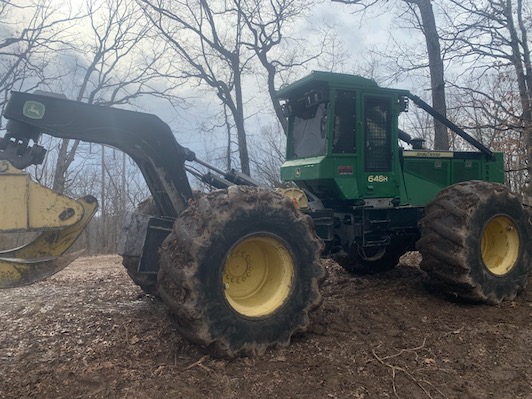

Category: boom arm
[2, 91, 194, 217]
[406, 93, 495, 160]
[0, 91, 260, 288]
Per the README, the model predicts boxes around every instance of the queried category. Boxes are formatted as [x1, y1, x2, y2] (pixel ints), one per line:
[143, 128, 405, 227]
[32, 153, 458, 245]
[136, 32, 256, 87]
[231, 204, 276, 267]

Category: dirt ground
[1, 253, 532, 399]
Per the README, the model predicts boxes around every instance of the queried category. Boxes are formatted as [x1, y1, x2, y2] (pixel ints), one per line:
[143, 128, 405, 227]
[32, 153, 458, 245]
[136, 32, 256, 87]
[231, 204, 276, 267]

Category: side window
[364, 97, 392, 171]
[332, 90, 356, 154]
[291, 103, 328, 159]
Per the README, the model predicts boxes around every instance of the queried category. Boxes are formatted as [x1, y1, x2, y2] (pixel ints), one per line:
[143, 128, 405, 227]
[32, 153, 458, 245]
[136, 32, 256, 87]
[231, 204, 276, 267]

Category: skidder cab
[280, 73, 413, 202]
[279, 71, 529, 304]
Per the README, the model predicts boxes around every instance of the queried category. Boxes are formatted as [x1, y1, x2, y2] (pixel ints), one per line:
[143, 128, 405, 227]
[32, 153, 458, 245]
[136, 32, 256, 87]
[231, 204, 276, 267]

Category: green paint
[279, 71, 505, 207]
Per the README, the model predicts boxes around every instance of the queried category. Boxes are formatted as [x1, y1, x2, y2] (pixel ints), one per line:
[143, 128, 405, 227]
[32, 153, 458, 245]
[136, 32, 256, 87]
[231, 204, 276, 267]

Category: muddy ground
[1, 254, 531, 399]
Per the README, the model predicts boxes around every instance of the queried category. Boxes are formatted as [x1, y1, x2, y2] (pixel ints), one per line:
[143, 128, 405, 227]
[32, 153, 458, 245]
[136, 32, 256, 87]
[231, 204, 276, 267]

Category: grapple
[0, 90, 257, 289]
[0, 90, 197, 288]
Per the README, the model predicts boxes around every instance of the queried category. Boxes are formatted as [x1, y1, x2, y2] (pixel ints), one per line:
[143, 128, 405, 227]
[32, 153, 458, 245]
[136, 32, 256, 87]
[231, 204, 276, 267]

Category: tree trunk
[232, 60, 250, 176]
[405, 0, 449, 150]
[52, 138, 80, 193]
[261, 59, 287, 134]
[505, 0, 532, 186]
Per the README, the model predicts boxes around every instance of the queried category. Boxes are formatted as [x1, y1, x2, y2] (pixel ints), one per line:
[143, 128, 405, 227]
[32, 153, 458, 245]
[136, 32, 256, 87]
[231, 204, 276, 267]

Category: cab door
[359, 95, 399, 200]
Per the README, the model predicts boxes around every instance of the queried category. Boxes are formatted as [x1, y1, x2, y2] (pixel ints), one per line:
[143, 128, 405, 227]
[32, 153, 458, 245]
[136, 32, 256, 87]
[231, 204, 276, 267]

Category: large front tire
[417, 181, 531, 304]
[158, 186, 325, 357]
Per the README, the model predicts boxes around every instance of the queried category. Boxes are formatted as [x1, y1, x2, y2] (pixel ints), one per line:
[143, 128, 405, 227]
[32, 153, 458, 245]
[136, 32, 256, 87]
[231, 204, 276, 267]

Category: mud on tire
[417, 181, 532, 304]
[158, 186, 325, 358]
[122, 198, 159, 297]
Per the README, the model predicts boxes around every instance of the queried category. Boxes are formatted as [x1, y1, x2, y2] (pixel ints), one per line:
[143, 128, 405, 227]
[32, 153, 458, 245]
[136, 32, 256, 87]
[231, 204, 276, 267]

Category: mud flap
[118, 211, 173, 274]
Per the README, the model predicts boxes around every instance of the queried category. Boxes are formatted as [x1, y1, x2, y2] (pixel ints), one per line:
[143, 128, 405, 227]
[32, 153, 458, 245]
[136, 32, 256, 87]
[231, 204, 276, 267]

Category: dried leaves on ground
[1, 254, 532, 399]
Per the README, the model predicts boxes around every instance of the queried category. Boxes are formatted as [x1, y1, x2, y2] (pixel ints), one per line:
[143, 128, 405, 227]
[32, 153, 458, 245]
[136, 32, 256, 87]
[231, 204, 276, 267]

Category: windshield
[291, 103, 327, 159]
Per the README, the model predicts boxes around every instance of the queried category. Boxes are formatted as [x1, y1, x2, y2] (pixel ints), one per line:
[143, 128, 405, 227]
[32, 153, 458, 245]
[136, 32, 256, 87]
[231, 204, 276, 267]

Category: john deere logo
[23, 101, 45, 119]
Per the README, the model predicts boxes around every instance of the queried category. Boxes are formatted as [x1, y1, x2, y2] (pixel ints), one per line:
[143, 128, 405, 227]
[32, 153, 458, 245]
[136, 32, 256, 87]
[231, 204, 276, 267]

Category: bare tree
[237, 0, 327, 134]
[402, 0, 448, 150]
[249, 123, 286, 187]
[139, 0, 253, 175]
[333, 0, 450, 149]
[0, 0, 178, 253]
[0, 0, 81, 124]
[450, 72, 527, 192]
[52, 0, 182, 193]
[139, 0, 336, 174]
[441, 0, 531, 191]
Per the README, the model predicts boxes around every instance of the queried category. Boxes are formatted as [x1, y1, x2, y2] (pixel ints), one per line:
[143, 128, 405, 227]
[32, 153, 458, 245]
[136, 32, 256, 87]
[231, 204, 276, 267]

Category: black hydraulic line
[184, 166, 205, 180]
[2, 91, 194, 217]
[201, 172, 235, 189]
[225, 169, 260, 187]
[194, 157, 227, 176]
[406, 93, 495, 160]
[194, 157, 259, 187]
[184, 166, 234, 189]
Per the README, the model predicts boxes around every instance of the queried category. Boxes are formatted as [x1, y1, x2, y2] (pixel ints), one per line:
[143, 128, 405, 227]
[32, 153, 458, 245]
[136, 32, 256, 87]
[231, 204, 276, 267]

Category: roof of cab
[276, 71, 410, 99]
[276, 71, 378, 99]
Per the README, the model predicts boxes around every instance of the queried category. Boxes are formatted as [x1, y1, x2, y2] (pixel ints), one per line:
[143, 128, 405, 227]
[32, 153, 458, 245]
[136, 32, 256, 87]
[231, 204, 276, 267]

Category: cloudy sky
[1, 0, 423, 163]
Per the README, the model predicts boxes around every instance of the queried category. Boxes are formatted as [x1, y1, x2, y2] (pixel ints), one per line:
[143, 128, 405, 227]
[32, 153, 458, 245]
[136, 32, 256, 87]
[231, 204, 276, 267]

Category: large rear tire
[417, 181, 531, 304]
[122, 198, 159, 297]
[158, 186, 325, 357]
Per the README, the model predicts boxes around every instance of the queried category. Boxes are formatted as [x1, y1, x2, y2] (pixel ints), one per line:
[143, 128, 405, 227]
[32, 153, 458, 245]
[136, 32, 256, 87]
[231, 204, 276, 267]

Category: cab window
[332, 90, 356, 154]
[364, 97, 392, 171]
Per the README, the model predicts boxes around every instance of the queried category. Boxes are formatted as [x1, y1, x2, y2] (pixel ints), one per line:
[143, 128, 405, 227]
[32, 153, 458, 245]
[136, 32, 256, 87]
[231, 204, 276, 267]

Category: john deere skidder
[1, 71, 530, 357]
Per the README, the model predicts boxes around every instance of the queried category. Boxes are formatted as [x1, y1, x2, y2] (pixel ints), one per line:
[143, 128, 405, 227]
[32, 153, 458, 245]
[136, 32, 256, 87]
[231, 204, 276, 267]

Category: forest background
[1, 0, 530, 254]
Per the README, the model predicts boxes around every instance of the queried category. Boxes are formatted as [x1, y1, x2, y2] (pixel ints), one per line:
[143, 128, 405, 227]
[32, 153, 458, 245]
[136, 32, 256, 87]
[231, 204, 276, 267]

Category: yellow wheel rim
[223, 235, 294, 318]
[481, 215, 520, 276]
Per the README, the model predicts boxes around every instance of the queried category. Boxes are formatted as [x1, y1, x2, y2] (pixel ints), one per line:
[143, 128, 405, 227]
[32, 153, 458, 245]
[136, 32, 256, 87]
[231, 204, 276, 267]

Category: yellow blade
[0, 251, 82, 288]
[0, 161, 85, 232]
[0, 195, 98, 288]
